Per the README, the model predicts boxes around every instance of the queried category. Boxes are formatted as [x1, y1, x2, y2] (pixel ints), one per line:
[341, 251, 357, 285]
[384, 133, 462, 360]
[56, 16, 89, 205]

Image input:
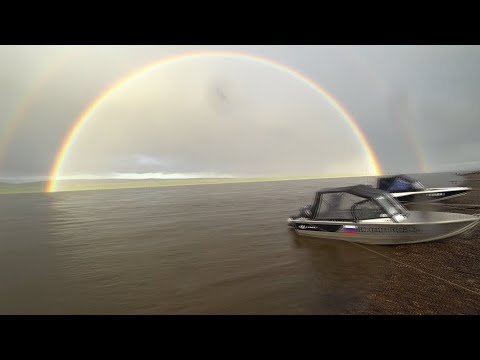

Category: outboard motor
[288, 205, 313, 227]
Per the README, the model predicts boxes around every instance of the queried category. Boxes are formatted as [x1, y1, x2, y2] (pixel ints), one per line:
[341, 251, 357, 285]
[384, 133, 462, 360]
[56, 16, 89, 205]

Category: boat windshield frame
[309, 185, 409, 222]
[373, 194, 409, 217]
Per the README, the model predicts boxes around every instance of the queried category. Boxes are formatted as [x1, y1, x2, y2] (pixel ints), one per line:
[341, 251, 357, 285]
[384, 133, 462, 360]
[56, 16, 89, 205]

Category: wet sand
[347, 173, 480, 314]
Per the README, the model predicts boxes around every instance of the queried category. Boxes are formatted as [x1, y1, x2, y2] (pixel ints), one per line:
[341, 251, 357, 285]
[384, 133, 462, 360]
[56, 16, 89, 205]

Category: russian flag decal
[342, 225, 358, 234]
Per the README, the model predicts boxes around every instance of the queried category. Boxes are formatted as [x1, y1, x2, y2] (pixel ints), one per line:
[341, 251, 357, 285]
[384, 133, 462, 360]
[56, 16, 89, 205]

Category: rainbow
[46, 50, 383, 192]
[0, 46, 81, 172]
[397, 97, 428, 173]
[336, 46, 428, 173]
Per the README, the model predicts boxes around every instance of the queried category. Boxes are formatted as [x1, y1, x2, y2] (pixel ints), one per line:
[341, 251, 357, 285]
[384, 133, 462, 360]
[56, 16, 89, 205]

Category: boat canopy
[310, 184, 408, 221]
[377, 174, 426, 192]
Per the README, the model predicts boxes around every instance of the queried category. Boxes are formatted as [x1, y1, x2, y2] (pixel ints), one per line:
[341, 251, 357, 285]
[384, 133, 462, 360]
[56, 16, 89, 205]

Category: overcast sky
[1, 45, 479, 180]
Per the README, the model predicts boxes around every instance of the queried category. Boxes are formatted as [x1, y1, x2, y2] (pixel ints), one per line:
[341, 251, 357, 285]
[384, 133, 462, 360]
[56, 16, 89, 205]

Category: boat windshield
[311, 185, 409, 221]
[388, 177, 414, 192]
[378, 175, 426, 192]
[413, 181, 426, 190]
[375, 195, 407, 216]
[385, 193, 409, 214]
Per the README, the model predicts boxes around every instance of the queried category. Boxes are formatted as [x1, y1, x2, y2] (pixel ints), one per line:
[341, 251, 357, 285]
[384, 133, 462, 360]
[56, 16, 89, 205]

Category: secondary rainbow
[0, 47, 81, 171]
[46, 51, 383, 192]
[337, 46, 428, 173]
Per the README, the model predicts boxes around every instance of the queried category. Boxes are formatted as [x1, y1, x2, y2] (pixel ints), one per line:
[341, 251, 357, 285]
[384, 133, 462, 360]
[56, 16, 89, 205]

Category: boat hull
[288, 211, 480, 245]
[391, 187, 471, 204]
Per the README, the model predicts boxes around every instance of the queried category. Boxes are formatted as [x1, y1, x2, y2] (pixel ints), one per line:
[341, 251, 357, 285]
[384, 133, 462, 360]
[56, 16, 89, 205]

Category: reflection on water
[291, 234, 391, 313]
[0, 173, 477, 314]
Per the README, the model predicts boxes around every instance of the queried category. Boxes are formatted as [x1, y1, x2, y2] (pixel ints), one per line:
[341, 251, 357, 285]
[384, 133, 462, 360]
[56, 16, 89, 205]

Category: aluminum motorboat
[287, 185, 479, 245]
[376, 174, 471, 204]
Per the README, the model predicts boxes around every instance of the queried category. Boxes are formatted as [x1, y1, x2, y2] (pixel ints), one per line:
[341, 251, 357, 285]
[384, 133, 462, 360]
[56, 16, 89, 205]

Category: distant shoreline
[0, 174, 374, 195]
[0, 170, 474, 195]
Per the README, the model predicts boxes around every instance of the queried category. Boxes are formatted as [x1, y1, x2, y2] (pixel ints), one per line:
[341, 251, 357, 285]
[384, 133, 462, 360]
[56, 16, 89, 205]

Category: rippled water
[1, 174, 478, 314]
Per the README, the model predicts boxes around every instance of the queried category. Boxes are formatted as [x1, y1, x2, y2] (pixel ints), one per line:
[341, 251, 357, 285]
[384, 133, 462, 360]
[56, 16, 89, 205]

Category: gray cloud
[1, 45, 479, 180]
